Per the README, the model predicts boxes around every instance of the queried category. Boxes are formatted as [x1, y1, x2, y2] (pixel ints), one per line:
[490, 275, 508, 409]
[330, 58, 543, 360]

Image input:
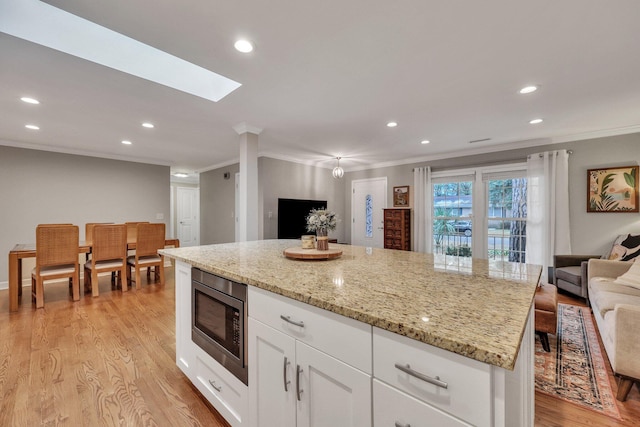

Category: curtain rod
[411, 150, 574, 171]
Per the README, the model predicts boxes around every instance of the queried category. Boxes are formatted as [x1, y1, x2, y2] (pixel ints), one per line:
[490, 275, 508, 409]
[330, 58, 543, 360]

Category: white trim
[233, 122, 263, 135]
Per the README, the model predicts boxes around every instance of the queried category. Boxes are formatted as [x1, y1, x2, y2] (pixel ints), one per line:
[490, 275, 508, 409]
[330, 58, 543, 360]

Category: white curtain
[413, 166, 432, 253]
[526, 150, 571, 282]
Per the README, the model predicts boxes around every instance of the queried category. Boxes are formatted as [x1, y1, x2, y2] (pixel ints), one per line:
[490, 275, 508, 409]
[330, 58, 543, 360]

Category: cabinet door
[373, 380, 471, 427]
[296, 341, 371, 427]
[175, 260, 193, 375]
[249, 318, 296, 427]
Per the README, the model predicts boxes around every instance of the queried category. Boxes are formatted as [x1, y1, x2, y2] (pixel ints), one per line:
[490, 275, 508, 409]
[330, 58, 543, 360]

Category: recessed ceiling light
[234, 39, 254, 53]
[21, 97, 40, 104]
[386, 121, 398, 128]
[121, 140, 132, 145]
[173, 173, 189, 178]
[519, 85, 538, 94]
[529, 118, 543, 124]
[142, 122, 154, 128]
[25, 124, 39, 130]
[421, 140, 430, 144]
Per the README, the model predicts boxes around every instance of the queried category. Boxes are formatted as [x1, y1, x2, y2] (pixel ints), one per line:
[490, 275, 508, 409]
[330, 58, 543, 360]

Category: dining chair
[84, 224, 128, 296]
[127, 223, 166, 290]
[85, 222, 114, 246]
[125, 221, 149, 243]
[32, 224, 80, 308]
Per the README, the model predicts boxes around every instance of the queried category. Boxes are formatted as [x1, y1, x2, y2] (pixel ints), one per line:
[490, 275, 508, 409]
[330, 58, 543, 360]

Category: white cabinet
[373, 327, 491, 426]
[175, 260, 193, 376]
[248, 288, 372, 427]
[192, 345, 249, 427]
[249, 318, 296, 427]
[373, 380, 471, 427]
[174, 261, 248, 426]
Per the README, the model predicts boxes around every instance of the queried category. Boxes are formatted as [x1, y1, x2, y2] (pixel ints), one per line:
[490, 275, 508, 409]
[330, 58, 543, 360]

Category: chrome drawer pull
[395, 422, 410, 427]
[208, 379, 222, 392]
[296, 365, 304, 401]
[283, 356, 291, 392]
[280, 315, 305, 328]
[394, 363, 448, 389]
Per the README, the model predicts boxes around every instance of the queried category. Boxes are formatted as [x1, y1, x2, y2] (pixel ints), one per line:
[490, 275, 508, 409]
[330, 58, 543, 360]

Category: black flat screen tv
[278, 198, 327, 239]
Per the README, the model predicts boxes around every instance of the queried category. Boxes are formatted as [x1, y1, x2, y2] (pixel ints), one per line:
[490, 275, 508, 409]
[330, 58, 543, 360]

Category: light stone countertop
[160, 239, 542, 370]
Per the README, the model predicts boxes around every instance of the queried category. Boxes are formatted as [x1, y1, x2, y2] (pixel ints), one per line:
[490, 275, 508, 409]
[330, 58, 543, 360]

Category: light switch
[156, 213, 164, 220]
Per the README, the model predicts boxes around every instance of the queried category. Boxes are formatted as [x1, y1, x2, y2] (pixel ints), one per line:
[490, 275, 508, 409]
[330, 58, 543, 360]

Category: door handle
[283, 356, 291, 392]
[394, 363, 448, 389]
[296, 365, 303, 401]
[280, 315, 304, 328]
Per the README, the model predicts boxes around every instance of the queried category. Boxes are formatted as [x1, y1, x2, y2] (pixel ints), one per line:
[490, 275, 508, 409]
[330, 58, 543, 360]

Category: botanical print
[588, 166, 638, 212]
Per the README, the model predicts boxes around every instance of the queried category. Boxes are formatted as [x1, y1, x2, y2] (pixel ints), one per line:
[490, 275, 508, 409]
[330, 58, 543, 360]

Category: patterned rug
[535, 303, 621, 419]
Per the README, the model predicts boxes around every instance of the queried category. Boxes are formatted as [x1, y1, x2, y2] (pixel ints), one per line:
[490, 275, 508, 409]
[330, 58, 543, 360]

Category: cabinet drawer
[373, 327, 491, 427]
[249, 287, 372, 374]
[193, 348, 248, 426]
[374, 380, 471, 427]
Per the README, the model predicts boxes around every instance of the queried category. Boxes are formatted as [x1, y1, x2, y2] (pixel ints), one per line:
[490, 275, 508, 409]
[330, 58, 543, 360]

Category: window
[486, 177, 527, 263]
[432, 175, 474, 257]
[429, 165, 527, 264]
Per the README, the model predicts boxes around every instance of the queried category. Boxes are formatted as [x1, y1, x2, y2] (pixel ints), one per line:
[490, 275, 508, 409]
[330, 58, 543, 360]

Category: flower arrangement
[306, 208, 338, 233]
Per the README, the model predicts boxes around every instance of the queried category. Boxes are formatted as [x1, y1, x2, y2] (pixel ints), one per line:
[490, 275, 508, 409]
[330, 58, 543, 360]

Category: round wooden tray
[283, 247, 343, 260]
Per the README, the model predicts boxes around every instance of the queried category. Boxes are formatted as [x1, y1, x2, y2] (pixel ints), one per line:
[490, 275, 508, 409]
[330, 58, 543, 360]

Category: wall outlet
[156, 213, 164, 220]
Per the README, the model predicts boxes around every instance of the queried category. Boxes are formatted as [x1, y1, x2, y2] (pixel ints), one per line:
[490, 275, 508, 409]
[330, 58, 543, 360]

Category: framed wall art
[393, 185, 410, 207]
[587, 165, 638, 213]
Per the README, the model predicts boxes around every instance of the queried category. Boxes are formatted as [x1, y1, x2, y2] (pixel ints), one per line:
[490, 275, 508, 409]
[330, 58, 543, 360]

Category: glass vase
[316, 228, 329, 251]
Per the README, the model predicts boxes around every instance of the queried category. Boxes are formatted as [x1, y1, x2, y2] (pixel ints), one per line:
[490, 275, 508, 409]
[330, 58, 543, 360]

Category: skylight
[0, 0, 242, 102]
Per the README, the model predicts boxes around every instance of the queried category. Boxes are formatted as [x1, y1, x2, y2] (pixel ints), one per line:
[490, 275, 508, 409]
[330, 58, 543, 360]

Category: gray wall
[200, 157, 347, 244]
[0, 146, 170, 288]
[259, 157, 346, 243]
[345, 132, 640, 254]
[200, 163, 239, 244]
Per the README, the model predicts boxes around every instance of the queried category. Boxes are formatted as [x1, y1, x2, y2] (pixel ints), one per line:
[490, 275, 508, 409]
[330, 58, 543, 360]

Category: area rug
[535, 303, 621, 419]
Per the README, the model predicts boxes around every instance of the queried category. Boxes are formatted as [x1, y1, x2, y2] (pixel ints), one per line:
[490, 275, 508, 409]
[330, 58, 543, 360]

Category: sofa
[588, 258, 640, 401]
[554, 233, 640, 304]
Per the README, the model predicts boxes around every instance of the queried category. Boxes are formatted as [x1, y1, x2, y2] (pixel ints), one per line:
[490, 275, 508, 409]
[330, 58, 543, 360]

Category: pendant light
[332, 157, 344, 179]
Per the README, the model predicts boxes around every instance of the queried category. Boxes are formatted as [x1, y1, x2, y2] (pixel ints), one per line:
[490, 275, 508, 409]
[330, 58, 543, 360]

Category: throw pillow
[620, 234, 640, 261]
[614, 258, 640, 289]
[609, 244, 627, 260]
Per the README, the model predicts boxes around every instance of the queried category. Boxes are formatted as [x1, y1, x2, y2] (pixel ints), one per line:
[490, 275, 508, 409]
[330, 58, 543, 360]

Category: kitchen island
[161, 240, 542, 427]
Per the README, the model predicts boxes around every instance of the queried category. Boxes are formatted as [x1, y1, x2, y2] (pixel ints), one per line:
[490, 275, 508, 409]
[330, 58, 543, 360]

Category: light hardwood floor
[1, 267, 638, 426]
[0, 266, 229, 427]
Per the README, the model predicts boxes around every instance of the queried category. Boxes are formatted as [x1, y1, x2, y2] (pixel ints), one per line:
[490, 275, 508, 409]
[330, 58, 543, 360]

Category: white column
[234, 123, 262, 241]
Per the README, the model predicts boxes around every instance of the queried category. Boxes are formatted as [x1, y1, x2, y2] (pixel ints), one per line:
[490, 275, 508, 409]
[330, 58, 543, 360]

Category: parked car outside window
[448, 220, 472, 236]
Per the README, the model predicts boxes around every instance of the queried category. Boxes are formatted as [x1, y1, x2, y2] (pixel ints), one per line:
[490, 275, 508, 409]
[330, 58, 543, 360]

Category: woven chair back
[125, 222, 149, 242]
[92, 224, 127, 262]
[35, 224, 79, 268]
[136, 223, 165, 257]
[85, 222, 114, 245]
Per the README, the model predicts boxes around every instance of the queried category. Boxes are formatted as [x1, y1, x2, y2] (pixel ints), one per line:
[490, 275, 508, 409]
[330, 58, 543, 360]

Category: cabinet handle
[280, 315, 305, 328]
[394, 363, 448, 389]
[208, 379, 222, 392]
[296, 365, 303, 401]
[283, 356, 291, 392]
[395, 423, 411, 427]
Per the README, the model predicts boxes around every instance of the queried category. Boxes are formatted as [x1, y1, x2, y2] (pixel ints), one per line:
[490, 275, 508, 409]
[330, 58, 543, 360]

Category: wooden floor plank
[1, 267, 638, 426]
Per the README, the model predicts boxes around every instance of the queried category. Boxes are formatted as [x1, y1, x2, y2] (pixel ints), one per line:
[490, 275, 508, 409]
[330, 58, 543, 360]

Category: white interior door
[176, 187, 199, 247]
[351, 177, 387, 248]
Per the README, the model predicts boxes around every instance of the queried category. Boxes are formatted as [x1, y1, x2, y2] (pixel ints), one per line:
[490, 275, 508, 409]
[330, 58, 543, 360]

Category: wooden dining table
[8, 238, 179, 312]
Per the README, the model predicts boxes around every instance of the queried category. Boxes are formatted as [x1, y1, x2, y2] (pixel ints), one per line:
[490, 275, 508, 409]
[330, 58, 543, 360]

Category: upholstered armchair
[554, 233, 640, 305]
[553, 254, 600, 303]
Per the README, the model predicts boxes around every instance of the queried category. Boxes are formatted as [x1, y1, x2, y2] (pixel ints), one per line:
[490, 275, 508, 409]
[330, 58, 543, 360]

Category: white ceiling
[2, 0, 640, 177]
